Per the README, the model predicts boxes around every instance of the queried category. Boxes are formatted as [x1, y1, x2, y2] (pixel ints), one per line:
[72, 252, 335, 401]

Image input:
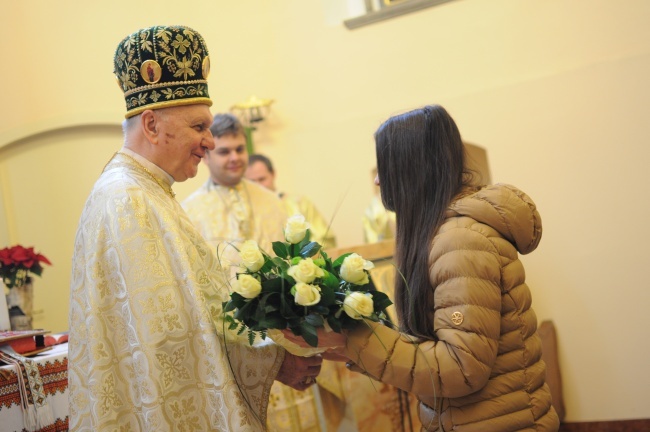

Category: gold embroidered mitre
[113, 25, 212, 118]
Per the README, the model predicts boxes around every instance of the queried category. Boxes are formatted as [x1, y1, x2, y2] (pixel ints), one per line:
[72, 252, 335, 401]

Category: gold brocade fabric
[183, 179, 288, 271]
[344, 262, 423, 432]
[68, 152, 284, 431]
[281, 194, 337, 249]
[182, 179, 335, 432]
[339, 365, 422, 432]
[362, 195, 396, 244]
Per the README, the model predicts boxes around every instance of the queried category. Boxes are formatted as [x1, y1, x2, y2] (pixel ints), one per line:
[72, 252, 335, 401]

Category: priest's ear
[140, 109, 163, 144]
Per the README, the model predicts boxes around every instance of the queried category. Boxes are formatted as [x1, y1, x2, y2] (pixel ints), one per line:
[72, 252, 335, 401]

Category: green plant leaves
[272, 242, 289, 259]
[332, 253, 353, 268]
[299, 242, 321, 258]
[221, 227, 393, 346]
[371, 290, 393, 311]
[298, 321, 318, 347]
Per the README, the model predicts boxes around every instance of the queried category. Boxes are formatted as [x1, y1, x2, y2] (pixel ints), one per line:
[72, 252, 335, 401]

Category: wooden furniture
[538, 320, 566, 422]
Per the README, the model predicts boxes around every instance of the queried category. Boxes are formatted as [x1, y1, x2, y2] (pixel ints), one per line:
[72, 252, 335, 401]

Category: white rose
[239, 240, 265, 272]
[232, 274, 262, 299]
[293, 282, 321, 306]
[343, 291, 374, 319]
[287, 258, 325, 284]
[284, 214, 310, 244]
[340, 253, 375, 285]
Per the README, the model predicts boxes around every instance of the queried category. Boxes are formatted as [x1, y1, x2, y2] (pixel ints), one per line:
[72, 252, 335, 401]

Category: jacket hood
[446, 184, 542, 254]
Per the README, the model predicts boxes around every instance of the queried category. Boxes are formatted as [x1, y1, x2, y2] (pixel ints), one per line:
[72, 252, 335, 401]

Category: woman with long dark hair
[339, 105, 559, 431]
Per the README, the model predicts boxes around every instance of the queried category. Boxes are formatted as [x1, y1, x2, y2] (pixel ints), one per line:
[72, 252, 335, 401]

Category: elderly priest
[68, 25, 322, 431]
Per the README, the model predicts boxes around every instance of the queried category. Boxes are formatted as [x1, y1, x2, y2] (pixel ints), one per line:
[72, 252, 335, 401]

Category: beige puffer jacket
[345, 184, 559, 431]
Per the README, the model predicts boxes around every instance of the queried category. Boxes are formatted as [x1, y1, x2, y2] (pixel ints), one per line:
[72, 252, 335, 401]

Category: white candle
[0, 283, 10, 331]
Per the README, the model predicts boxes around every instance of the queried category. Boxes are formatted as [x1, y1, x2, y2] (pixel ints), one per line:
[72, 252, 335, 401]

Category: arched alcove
[0, 123, 123, 331]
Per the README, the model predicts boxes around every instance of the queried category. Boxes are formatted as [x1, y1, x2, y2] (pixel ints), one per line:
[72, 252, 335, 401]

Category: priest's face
[204, 133, 248, 187]
[154, 105, 215, 181]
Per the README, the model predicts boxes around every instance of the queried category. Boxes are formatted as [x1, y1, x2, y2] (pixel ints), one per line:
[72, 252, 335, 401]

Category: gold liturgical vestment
[183, 179, 288, 268]
[362, 195, 395, 244]
[183, 180, 337, 432]
[68, 150, 284, 431]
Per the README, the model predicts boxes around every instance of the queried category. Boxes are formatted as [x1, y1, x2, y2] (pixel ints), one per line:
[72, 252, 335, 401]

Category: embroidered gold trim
[109, 152, 176, 199]
[125, 97, 212, 119]
[123, 79, 209, 97]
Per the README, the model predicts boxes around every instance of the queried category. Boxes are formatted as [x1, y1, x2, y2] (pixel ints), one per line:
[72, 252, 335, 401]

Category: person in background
[246, 153, 337, 249]
[362, 167, 395, 244]
[182, 114, 287, 269]
[68, 25, 321, 431]
[296, 104, 560, 431]
[182, 114, 337, 432]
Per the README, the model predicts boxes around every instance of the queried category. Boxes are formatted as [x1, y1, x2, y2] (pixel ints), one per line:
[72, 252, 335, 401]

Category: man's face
[245, 160, 276, 191]
[155, 105, 215, 182]
[204, 133, 248, 187]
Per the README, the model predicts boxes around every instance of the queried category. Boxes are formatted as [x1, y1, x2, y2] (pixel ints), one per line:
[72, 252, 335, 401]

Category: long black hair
[375, 105, 471, 338]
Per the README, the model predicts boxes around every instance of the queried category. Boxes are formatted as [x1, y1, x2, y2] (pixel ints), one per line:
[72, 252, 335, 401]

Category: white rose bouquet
[223, 214, 393, 347]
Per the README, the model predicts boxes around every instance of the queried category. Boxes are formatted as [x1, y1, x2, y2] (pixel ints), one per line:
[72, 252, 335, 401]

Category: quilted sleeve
[344, 218, 502, 400]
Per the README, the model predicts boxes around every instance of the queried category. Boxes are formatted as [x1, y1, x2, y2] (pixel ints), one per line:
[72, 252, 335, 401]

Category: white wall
[1, 0, 649, 422]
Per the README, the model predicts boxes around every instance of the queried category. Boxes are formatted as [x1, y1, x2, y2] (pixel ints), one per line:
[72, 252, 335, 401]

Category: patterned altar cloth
[0, 343, 68, 432]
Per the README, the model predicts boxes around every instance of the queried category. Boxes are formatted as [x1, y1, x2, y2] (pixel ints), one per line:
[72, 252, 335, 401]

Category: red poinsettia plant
[0, 245, 52, 289]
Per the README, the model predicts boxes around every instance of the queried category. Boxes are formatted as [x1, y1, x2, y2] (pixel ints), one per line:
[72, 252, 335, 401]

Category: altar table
[0, 343, 69, 432]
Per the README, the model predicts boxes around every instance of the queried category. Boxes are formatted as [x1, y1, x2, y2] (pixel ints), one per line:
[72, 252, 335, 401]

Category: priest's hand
[276, 352, 322, 391]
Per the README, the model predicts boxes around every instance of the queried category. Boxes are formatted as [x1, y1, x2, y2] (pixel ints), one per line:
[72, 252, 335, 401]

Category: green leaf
[320, 250, 329, 260]
[262, 277, 284, 293]
[332, 253, 353, 267]
[272, 257, 290, 272]
[327, 316, 343, 333]
[253, 299, 268, 320]
[259, 314, 287, 329]
[234, 299, 256, 321]
[311, 305, 330, 315]
[300, 242, 321, 258]
[248, 330, 255, 345]
[260, 257, 276, 273]
[272, 242, 289, 258]
[296, 231, 312, 252]
[371, 291, 393, 310]
[318, 285, 336, 306]
[320, 270, 339, 290]
[299, 322, 318, 347]
[304, 313, 324, 327]
[223, 294, 245, 312]
[280, 292, 299, 318]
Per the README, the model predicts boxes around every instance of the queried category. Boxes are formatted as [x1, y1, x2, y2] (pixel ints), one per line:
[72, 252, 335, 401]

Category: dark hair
[210, 113, 245, 138]
[375, 105, 472, 338]
[248, 154, 275, 174]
